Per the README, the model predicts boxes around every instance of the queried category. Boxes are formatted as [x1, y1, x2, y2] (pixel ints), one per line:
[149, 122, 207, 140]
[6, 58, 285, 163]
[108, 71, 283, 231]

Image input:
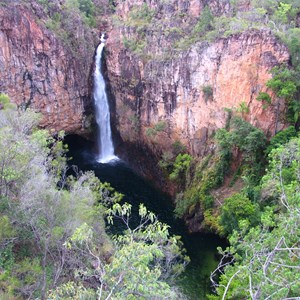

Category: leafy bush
[210, 136, 300, 299]
[154, 120, 167, 132]
[256, 91, 272, 109]
[266, 126, 298, 155]
[193, 6, 214, 36]
[220, 193, 259, 235]
[0, 93, 15, 110]
[0, 102, 189, 299]
[202, 85, 213, 102]
[172, 140, 186, 156]
[266, 66, 300, 125]
[236, 101, 249, 114]
[145, 121, 167, 138]
[169, 154, 192, 181]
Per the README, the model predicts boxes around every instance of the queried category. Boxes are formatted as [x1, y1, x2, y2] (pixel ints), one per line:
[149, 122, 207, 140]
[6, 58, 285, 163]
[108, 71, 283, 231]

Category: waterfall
[93, 34, 117, 163]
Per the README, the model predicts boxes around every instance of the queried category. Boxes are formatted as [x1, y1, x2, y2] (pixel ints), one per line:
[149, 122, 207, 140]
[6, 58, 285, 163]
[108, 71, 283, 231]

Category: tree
[0, 101, 112, 299]
[50, 203, 189, 299]
[210, 137, 300, 299]
[266, 66, 300, 126]
[220, 193, 258, 235]
[169, 154, 192, 182]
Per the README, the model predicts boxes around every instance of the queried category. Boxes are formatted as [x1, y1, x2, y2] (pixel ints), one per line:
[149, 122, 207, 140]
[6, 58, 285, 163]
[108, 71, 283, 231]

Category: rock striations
[106, 0, 290, 158]
[0, 0, 291, 173]
[0, 4, 94, 134]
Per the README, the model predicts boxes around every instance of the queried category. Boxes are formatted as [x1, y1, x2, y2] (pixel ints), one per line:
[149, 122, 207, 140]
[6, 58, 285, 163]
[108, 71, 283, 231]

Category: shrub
[220, 193, 259, 235]
[145, 121, 167, 138]
[236, 101, 249, 114]
[256, 91, 272, 109]
[266, 126, 298, 155]
[0, 93, 12, 110]
[154, 120, 167, 132]
[169, 154, 192, 181]
[202, 85, 213, 102]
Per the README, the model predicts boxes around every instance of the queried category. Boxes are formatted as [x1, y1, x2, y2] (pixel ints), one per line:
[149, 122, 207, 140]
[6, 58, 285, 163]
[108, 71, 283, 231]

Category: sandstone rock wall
[0, 4, 95, 134]
[106, 0, 289, 158]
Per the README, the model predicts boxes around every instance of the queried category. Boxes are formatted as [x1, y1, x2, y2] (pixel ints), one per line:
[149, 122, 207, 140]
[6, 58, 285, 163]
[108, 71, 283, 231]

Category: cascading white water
[94, 34, 118, 163]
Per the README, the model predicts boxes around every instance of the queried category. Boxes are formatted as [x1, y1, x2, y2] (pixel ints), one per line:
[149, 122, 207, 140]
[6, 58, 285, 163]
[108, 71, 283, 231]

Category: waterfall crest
[94, 34, 117, 163]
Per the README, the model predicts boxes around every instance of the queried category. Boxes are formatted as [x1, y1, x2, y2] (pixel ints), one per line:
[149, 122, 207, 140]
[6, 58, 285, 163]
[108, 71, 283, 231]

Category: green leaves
[0, 94, 15, 110]
[61, 201, 188, 299]
[0, 98, 188, 299]
[220, 193, 259, 235]
[169, 154, 192, 181]
[211, 136, 300, 299]
[266, 66, 300, 125]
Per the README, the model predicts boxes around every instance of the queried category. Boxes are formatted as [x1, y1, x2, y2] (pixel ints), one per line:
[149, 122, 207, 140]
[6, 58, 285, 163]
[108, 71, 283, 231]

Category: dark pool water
[65, 135, 226, 300]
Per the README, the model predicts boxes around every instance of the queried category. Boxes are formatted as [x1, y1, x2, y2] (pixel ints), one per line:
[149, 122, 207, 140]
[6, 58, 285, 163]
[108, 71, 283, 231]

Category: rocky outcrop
[106, 0, 289, 159]
[0, 3, 95, 134]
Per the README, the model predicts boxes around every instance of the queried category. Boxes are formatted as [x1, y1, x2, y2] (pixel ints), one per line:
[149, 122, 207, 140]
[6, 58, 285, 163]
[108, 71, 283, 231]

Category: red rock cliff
[0, 3, 95, 134]
[106, 0, 289, 158]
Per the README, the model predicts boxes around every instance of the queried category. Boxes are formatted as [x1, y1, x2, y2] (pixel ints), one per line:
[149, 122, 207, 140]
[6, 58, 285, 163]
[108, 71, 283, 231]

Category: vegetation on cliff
[1, 0, 300, 298]
[115, 0, 300, 59]
[209, 135, 300, 299]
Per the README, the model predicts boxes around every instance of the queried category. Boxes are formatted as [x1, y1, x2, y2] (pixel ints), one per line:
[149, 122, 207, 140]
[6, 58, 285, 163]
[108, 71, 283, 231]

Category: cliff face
[0, 1, 290, 148]
[0, 3, 95, 134]
[106, 0, 289, 159]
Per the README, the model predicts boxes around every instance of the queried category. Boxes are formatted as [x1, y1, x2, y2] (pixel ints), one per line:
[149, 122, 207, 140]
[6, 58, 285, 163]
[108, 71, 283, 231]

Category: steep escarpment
[106, 0, 289, 158]
[0, 2, 96, 134]
[103, 0, 295, 232]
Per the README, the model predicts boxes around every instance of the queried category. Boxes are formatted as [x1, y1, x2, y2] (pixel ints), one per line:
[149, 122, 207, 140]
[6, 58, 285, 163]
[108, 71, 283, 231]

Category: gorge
[71, 34, 226, 299]
[0, 0, 300, 299]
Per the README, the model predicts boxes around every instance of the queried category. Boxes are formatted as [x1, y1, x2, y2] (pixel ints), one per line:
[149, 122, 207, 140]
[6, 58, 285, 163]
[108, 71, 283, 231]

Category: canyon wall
[0, 0, 290, 150]
[0, 3, 95, 134]
[106, 0, 289, 159]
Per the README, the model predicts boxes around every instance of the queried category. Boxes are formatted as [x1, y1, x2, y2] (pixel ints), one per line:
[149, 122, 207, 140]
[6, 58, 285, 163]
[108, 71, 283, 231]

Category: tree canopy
[0, 98, 188, 299]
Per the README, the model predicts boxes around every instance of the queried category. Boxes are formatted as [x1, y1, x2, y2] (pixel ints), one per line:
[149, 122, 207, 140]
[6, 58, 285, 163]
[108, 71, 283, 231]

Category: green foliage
[49, 282, 96, 299]
[174, 117, 266, 230]
[0, 103, 188, 299]
[42, 0, 98, 64]
[146, 121, 167, 138]
[218, 117, 267, 163]
[128, 113, 140, 134]
[266, 125, 298, 154]
[123, 36, 147, 55]
[60, 203, 189, 299]
[285, 28, 300, 68]
[145, 127, 156, 137]
[172, 140, 186, 156]
[202, 85, 213, 102]
[158, 140, 187, 178]
[233, 117, 266, 155]
[174, 150, 230, 219]
[256, 91, 271, 103]
[220, 193, 259, 235]
[169, 154, 192, 181]
[267, 66, 298, 100]
[65, 0, 96, 27]
[193, 6, 214, 36]
[127, 3, 155, 25]
[210, 136, 300, 299]
[256, 91, 272, 109]
[236, 101, 249, 114]
[0, 93, 15, 110]
[122, 3, 155, 56]
[154, 120, 167, 132]
[266, 66, 300, 124]
[274, 1, 293, 24]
